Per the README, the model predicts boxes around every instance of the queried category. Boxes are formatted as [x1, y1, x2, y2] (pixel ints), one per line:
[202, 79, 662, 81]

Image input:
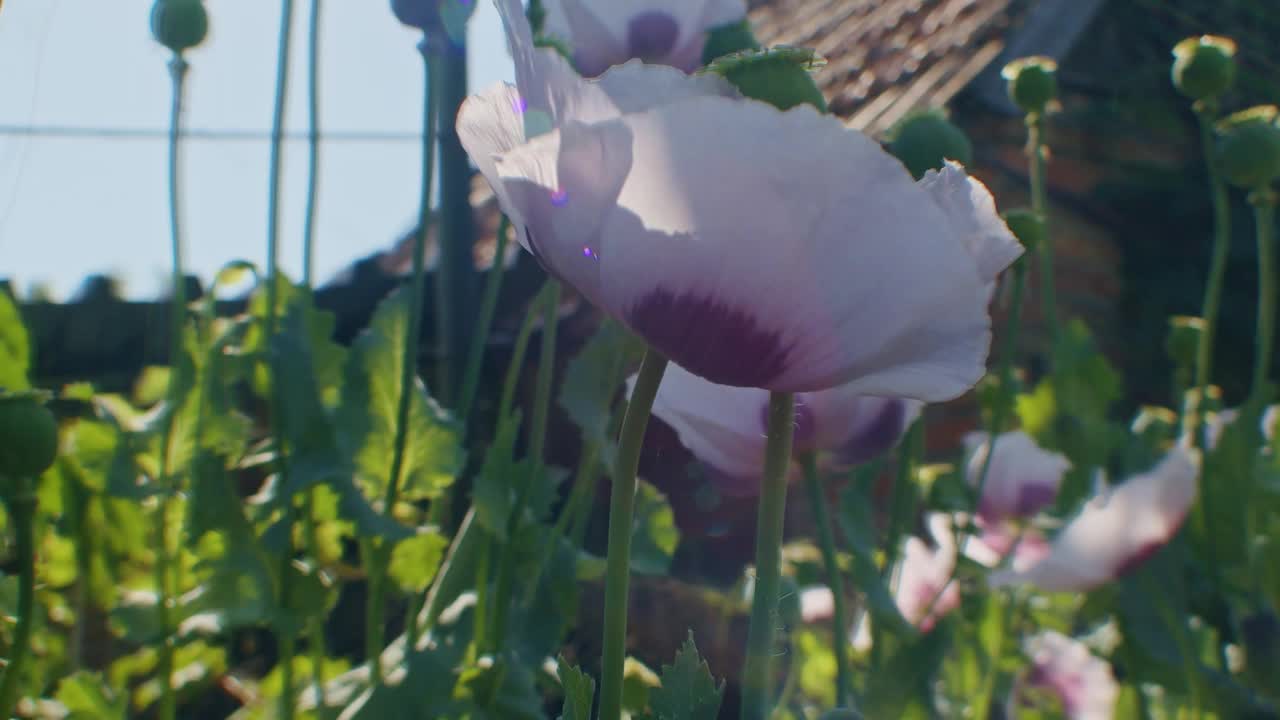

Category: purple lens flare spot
[512, 95, 528, 114]
[550, 188, 569, 206]
[582, 246, 599, 260]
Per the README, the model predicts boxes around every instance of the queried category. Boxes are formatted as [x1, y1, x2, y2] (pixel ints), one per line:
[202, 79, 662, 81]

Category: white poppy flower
[542, 0, 747, 76]
[853, 514, 960, 651]
[460, 1, 1022, 394]
[965, 431, 1071, 523]
[988, 448, 1199, 592]
[635, 362, 921, 495]
[1013, 631, 1119, 720]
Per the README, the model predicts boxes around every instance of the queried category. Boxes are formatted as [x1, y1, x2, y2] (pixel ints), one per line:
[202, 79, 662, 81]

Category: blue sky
[0, 0, 514, 299]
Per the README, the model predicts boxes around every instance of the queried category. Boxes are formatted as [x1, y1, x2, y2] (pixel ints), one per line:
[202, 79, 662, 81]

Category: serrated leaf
[558, 659, 596, 720]
[631, 479, 678, 575]
[245, 275, 345, 404]
[649, 633, 724, 720]
[336, 287, 463, 504]
[0, 291, 30, 390]
[388, 530, 449, 592]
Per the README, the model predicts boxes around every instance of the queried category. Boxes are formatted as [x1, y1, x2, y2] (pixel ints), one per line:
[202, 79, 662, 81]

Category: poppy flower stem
[1193, 104, 1232, 419]
[800, 453, 855, 710]
[0, 481, 35, 720]
[458, 215, 512, 423]
[1027, 114, 1059, 362]
[741, 392, 796, 720]
[599, 348, 669, 720]
[1249, 190, 1276, 413]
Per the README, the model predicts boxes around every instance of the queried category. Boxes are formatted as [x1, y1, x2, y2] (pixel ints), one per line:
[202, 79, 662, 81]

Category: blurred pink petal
[544, 0, 747, 75]
[1014, 631, 1119, 720]
[964, 519, 1051, 571]
[988, 448, 1199, 592]
[638, 363, 921, 496]
[799, 586, 835, 624]
[965, 431, 1071, 523]
[896, 514, 960, 632]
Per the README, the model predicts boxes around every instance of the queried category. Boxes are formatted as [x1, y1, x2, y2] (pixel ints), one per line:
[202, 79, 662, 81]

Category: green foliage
[558, 319, 643, 467]
[337, 287, 462, 505]
[557, 659, 595, 720]
[630, 479, 679, 575]
[0, 291, 30, 391]
[645, 633, 724, 720]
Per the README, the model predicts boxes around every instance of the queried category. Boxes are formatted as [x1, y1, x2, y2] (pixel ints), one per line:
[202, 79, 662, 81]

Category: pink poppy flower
[965, 431, 1071, 523]
[1012, 631, 1119, 720]
[459, 1, 1022, 393]
[638, 362, 922, 496]
[853, 514, 960, 650]
[987, 448, 1199, 592]
[542, 0, 747, 76]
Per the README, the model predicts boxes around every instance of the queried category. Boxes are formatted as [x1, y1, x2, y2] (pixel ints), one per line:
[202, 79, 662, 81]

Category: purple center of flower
[627, 289, 792, 387]
[1014, 481, 1059, 517]
[837, 399, 909, 465]
[627, 11, 680, 62]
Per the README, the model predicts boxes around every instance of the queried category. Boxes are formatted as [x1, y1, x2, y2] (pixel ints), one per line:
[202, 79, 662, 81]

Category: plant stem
[364, 24, 441, 683]
[1249, 191, 1276, 412]
[301, 3, 328, 712]
[153, 52, 193, 720]
[882, 422, 921, 580]
[971, 256, 1029, 506]
[433, 29, 476, 407]
[0, 482, 37, 720]
[266, 1, 297, 716]
[488, 282, 560, 653]
[1028, 114, 1058, 360]
[458, 215, 512, 423]
[740, 392, 796, 720]
[302, 0, 321, 288]
[1193, 105, 1232, 414]
[800, 453, 853, 709]
[598, 348, 669, 720]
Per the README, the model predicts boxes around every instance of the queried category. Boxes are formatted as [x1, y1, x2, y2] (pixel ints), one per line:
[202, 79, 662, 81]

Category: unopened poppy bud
[701, 19, 759, 65]
[704, 46, 828, 112]
[1001, 208, 1046, 253]
[1216, 106, 1280, 189]
[1001, 56, 1058, 116]
[0, 392, 58, 481]
[888, 110, 973, 180]
[1172, 35, 1237, 102]
[150, 0, 208, 53]
[1165, 316, 1205, 368]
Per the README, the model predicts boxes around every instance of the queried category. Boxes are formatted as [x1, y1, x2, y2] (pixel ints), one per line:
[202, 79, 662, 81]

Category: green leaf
[0, 291, 30, 390]
[471, 411, 528, 540]
[557, 320, 643, 466]
[557, 659, 596, 720]
[245, 275, 345, 404]
[187, 450, 251, 541]
[336, 287, 463, 504]
[388, 530, 449, 592]
[631, 479, 679, 575]
[55, 671, 128, 719]
[648, 632, 724, 720]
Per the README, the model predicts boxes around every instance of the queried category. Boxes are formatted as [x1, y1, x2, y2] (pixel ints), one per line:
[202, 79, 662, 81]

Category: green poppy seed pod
[888, 110, 974, 179]
[1216, 106, 1280, 189]
[1172, 35, 1237, 102]
[1001, 208, 1046, 254]
[1001, 56, 1058, 116]
[0, 392, 58, 480]
[1165, 315, 1205, 369]
[150, 0, 208, 53]
[704, 46, 828, 112]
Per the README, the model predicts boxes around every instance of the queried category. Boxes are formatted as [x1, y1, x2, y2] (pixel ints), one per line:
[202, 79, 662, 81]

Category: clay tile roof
[747, 0, 1018, 135]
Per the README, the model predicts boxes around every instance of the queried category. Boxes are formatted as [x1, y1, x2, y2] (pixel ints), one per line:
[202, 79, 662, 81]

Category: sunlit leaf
[336, 287, 463, 505]
[55, 671, 128, 719]
[558, 319, 643, 466]
[557, 658, 595, 720]
[631, 479, 678, 576]
[0, 291, 30, 390]
[388, 530, 449, 593]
